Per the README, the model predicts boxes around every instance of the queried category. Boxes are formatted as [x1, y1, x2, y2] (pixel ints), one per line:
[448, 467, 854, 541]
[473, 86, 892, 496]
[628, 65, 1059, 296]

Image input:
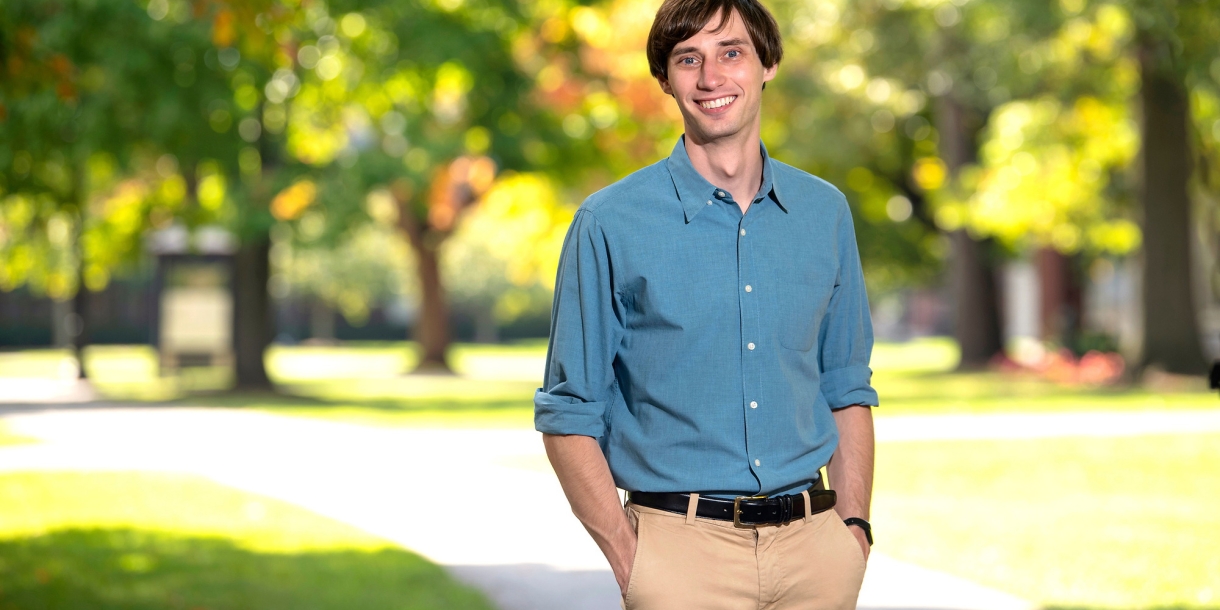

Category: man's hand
[542, 433, 638, 596]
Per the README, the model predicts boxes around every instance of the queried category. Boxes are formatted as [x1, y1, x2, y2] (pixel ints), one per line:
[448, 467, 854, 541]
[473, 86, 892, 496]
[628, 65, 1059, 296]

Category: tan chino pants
[621, 492, 867, 610]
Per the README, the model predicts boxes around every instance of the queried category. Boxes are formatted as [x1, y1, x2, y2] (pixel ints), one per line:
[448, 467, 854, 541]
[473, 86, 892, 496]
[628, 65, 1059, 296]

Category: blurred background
[0, 0, 1218, 608]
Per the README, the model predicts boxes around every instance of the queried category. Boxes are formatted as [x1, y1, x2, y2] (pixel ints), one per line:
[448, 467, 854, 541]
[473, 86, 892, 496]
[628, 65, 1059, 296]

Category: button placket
[738, 210, 766, 485]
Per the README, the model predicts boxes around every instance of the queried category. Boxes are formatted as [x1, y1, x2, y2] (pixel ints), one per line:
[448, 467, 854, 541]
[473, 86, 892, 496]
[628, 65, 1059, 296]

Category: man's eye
[726, 50, 740, 58]
[681, 57, 696, 65]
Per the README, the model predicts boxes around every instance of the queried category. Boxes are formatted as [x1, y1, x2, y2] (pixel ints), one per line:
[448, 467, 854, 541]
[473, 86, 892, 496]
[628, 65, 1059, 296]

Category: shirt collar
[667, 135, 788, 223]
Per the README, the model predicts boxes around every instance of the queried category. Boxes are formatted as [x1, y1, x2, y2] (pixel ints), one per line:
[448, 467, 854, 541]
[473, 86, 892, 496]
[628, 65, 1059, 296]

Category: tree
[265, 0, 596, 372]
[1124, 0, 1219, 374]
[1, 0, 231, 377]
[1, 0, 297, 389]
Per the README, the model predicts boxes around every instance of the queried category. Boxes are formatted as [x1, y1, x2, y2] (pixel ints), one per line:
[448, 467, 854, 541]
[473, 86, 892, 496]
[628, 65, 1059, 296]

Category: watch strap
[843, 517, 873, 546]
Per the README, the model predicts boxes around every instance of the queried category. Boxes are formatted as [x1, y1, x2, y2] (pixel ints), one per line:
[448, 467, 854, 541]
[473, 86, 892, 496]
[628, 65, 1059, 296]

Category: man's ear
[762, 63, 778, 85]
[657, 75, 674, 97]
[761, 63, 777, 91]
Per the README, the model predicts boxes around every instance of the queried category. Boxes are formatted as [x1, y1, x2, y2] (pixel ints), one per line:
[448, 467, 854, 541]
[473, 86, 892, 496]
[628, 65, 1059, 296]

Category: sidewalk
[0, 405, 1052, 610]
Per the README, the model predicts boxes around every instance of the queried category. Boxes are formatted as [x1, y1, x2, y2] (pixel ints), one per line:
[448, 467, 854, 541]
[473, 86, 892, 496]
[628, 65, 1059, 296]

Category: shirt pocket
[775, 278, 834, 352]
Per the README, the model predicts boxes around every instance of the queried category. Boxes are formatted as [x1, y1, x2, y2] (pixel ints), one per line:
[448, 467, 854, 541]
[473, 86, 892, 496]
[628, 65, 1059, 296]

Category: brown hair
[646, 0, 783, 82]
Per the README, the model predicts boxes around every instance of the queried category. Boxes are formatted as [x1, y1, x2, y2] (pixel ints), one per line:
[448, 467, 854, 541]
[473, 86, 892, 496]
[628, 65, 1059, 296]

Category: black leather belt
[628, 479, 836, 527]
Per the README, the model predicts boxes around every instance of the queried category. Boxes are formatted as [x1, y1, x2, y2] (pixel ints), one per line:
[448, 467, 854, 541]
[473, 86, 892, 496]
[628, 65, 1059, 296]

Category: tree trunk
[950, 232, 1004, 368]
[233, 232, 274, 389]
[1036, 247, 1082, 350]
[936, 95, 1004, 369]
[1137, 39, 1207, 375]
[411, 241, 453, 373]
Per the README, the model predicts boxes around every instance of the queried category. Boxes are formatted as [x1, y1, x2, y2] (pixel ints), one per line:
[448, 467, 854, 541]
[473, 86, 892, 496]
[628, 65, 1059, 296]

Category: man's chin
[686, 123, 745, 144]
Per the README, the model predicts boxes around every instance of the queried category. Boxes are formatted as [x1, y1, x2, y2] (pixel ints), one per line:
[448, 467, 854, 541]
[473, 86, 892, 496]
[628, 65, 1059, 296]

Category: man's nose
[698, 59, 724, 90]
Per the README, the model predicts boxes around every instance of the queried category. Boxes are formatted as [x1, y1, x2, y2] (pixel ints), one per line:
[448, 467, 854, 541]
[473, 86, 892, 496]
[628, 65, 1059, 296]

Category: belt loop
[800, 490, 812, 522]
[685, 493, 700, 525]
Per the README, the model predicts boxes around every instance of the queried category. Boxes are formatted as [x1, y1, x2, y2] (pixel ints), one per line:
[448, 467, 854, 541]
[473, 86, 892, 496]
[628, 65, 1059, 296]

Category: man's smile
[698, 95, 737, 112]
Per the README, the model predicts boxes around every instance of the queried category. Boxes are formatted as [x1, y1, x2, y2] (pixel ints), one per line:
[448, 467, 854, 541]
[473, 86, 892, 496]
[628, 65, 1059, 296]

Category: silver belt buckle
[733, 495, 768, 528]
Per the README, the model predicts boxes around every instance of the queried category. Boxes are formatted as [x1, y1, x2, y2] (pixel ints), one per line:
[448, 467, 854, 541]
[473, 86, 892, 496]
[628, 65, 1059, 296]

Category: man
[534, 0, 878, 608]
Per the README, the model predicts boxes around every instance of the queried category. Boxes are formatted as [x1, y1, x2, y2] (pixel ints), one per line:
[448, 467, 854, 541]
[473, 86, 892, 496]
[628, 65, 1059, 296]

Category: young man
[534, 0, 878, 608]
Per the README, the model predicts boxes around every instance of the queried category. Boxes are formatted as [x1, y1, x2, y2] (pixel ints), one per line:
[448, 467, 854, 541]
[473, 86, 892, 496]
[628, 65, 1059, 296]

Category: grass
[873, 433, 1220, 609]
[0, 471, 493, 610]
[3, 338, 1214, 427]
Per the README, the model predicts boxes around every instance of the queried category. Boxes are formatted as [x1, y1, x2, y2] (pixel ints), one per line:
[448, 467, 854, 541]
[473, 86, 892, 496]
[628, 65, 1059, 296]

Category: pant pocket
[623, 507, 645, 608]
[834, 516, 868, 581]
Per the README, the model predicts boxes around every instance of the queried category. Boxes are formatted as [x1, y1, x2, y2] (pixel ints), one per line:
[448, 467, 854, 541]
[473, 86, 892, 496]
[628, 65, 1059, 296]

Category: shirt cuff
[534, 389, 610, 438]
[820, 365, 880, 410]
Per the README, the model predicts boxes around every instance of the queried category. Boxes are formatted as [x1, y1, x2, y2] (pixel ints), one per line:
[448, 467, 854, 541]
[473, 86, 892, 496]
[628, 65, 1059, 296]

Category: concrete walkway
[14, 405, 1216, 609]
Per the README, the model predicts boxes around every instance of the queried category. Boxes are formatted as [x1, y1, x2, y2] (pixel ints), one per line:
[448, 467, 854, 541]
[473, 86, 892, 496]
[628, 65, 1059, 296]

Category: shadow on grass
[0, 527, 493, 610]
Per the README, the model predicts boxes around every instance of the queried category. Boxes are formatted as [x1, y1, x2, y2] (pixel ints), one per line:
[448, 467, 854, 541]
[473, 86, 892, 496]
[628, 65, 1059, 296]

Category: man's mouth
[699, 95, 737, 110]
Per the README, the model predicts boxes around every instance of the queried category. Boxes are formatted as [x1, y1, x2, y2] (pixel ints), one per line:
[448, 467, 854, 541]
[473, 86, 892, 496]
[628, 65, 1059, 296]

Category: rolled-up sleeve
[818, 200, 880, 410]
[535, 209, 624, 437]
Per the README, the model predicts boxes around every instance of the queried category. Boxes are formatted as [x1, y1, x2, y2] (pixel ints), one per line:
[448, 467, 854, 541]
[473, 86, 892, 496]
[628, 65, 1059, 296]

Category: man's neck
[684, 126, 763, 215]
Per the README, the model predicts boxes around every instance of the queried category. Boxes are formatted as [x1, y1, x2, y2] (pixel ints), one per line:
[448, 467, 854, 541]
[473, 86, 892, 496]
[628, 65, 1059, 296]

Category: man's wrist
[843, 517, 873, 545]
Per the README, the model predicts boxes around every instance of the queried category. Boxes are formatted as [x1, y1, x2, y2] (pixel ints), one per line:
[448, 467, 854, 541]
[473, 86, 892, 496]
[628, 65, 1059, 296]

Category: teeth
[700, 96, 736, 109]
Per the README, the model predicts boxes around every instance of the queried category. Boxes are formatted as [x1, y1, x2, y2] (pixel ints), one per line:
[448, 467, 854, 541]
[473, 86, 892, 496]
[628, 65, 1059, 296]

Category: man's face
[658, 9, 776, 145]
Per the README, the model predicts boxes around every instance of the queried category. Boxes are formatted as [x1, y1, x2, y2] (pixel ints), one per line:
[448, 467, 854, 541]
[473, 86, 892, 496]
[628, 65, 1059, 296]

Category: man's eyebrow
[670, 38, 751, 59]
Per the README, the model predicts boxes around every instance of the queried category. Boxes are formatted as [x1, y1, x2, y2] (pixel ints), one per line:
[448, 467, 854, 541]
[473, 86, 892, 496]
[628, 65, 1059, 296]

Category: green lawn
[874, 433, 1220, 609]
[0, 472, 492, 610]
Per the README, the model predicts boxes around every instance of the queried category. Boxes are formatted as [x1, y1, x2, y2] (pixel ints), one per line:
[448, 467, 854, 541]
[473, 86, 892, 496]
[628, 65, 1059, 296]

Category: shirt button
[747, 342, 755, 350]
[740, 228, 746, 236]
[754, 459, 761, 467]
[716, 190, 726, 197]
[706, 200, 713, 206]
[750, 401, 758, 409]
[744, 285, 752, 293]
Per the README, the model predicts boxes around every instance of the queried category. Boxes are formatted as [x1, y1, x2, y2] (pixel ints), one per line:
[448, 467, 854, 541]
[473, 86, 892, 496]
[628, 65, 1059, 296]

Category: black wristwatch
[843, 517, 873, 546]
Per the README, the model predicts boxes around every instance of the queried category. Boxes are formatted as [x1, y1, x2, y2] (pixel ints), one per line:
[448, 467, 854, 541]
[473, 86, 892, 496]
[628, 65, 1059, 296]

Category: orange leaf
[212, 9, 236, 48]
[56, 81, 77, 101]
[270, 180, 317, 221]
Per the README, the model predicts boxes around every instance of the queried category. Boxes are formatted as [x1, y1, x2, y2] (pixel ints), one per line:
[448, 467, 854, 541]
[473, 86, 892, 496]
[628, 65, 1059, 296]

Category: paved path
[12, 404, 1214, 609]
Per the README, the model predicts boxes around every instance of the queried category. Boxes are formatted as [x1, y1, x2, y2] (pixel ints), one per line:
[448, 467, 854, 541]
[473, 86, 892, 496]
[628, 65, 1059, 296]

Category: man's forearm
[828, 405, 875, 555]
[542, 433, 636, 591]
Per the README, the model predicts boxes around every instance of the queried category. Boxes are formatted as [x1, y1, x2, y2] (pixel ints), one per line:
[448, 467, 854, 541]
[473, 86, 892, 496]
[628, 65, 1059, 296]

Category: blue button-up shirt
[535, 136, 878, 497]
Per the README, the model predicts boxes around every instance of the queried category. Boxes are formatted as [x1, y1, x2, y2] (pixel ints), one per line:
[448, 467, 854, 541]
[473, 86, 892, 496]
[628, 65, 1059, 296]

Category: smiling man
[535, 1, 878, 608]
